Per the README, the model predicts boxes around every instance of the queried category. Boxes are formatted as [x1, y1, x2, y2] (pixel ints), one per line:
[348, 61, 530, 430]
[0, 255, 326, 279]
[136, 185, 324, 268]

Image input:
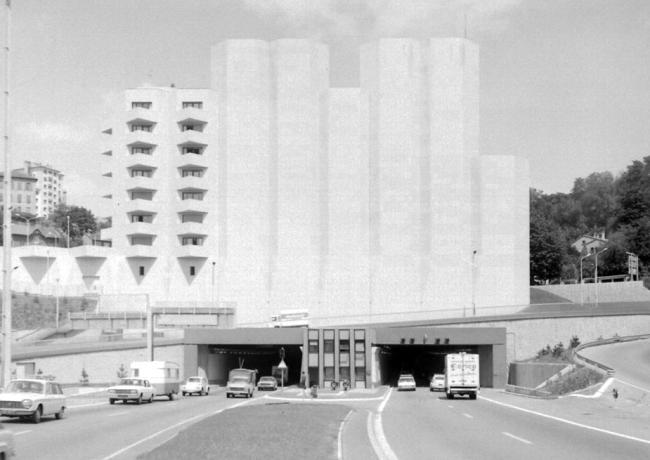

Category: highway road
[379, 389, 650, 460]
[580, 337, 650, 391]
[2, 386, 256, 460]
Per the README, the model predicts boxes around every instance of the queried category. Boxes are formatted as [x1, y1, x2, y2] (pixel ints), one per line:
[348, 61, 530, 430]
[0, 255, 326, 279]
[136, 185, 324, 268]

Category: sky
[2, 0, 650, 218]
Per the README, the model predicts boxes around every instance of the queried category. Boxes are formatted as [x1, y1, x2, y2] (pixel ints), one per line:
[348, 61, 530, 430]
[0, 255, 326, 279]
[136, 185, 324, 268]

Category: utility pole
[1, 0, 12, 388]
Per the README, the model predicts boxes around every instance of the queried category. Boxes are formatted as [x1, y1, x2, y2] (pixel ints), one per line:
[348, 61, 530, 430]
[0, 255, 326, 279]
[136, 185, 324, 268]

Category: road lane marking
[613, 378, 650, 394]
[503, 432, 532, 445]
[447, 405, 454, 409]
[481, 395, 650, 445]
[102, 398, 254, 459]
[366, 388, 398, 460]
[108, 411, 129, 417]
[337, 410, 353, 460]
[570, 377, 614, 398]
[463, 413, 473, 419]
[14, 430, 31, 436]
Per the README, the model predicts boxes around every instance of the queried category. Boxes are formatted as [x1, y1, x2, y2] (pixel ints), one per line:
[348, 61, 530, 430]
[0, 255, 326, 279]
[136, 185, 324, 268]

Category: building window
[181, 191, 203, 200]
[131, 191, 153, 200]
[132, 102, 152, 109]
[131, 169, 153, 177]
[131, 236, 153, 246]
[182, 101, 203, 109]
[131, 146, 153, 155]
[189, 266, 196, 276]
[181, 169, 203, 177]
[131, 214, 152, 223]
[181, 236, 203, 246]
[130, 124, 153, 132]
[182, 146, 202, 155]
[181, 213, 203, 223]
[139, 266, 145, 276]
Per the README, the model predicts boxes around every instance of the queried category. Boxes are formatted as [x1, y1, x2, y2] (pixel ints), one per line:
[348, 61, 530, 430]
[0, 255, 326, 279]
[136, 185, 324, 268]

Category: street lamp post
[66, 215, 70, 248]
[55, 278, 60, 329]
[579, 253, 593, 305]
[594, 247, 609, 306]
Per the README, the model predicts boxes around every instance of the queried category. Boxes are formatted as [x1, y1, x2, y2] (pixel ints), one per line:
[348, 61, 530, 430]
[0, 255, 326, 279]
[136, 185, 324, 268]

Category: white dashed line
[503, 432, 533, 445]
[463, 413, 473, 419]
[108, 411, 130, 417]
[14, 430, 31, 436]
[337, 410, 353, 460]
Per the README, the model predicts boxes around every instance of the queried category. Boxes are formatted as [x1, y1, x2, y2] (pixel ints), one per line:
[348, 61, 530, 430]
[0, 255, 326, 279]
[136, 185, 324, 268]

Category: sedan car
[108, 378, 155, 404]
[397, 374, 416, 391]
[181, 376, 209, 396]
[257, 376, 278, 391]
[0, 379, 66, 423]
[430, 374, 445, 392]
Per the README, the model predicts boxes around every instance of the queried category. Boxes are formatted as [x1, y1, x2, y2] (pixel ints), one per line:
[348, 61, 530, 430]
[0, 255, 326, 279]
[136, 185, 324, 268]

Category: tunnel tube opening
[378, 344, 478, 387]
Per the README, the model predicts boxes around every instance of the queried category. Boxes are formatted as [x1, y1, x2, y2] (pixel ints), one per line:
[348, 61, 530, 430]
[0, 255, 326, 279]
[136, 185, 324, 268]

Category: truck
[226, 368, 257, 398]
[444, 352, 479, 400]
[130, 361, 181, 400]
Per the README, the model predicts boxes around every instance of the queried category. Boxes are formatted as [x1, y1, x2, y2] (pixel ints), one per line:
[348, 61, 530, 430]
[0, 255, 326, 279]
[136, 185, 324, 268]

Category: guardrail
[571, 333, 650, 376]
[504, 384, 556, 399]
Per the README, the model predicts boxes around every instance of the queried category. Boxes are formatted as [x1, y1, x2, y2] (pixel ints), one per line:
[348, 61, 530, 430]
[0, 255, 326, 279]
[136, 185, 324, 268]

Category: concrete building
[19, 161, 66, 217]
[6, 37, 529, 327]
[0, 170, 38, 215]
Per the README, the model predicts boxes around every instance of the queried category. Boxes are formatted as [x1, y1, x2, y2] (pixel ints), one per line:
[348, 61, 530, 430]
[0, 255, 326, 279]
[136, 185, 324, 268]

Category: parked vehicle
[257, 376, 278, 391]
[0, 422, 15, 458]
[130, 361, 181, 400]
[397, 374, 416, 391]
[0, 379, 66, 423]
[181, 376, 209, 396]
[108, 378, 155, 404]
[429, 374, 445, 392]
[444, 353, 479, 399]
[226, 368, 256, 398]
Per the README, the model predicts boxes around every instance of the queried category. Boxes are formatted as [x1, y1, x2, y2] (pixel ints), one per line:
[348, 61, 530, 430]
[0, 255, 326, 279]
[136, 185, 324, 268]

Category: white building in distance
[8, 38, 530, 327]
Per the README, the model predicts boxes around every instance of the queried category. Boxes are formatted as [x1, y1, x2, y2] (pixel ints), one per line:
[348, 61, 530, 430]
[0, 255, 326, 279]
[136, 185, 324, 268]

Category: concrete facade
[3, 37, 529, 328]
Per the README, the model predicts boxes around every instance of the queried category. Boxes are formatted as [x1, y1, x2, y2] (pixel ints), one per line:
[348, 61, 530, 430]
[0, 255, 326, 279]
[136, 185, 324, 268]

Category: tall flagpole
[2, 0, 12, 388]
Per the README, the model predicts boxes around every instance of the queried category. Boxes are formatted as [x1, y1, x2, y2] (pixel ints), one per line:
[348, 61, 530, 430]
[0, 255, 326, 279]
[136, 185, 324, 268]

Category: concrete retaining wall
[507, 362, 567, 388]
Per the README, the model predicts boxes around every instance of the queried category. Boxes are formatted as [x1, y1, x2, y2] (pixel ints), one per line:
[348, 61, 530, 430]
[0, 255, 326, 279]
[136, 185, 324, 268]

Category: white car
[430, 374, 445, 392]
[397, 374, 416, 391]
[181, 376, 209, 396]
[108, 378, 155, 404]
[0, 379, 66, 423]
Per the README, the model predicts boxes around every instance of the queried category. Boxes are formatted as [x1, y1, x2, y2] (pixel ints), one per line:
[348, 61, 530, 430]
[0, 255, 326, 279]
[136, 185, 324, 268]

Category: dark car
[257, 376, 278, 391]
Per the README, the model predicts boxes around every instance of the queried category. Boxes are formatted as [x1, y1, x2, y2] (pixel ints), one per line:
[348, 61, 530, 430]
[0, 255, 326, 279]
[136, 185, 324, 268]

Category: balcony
[125, 175, 156, 189]
[175, 221, 205, 235]
[126, 222, 158, 236]
[125, 130, 156, 146]
[177, 175, 206, 190]
[176, 108, 207, 124]
[175, 244, 208, 259]
[177, 129, 208, 146]
[125, 244, 158, 259]
[126, 108, 158, 124]
[176, 154, 209, 169]
[175, 199, 211, 214]
[123, 199, 157, 214]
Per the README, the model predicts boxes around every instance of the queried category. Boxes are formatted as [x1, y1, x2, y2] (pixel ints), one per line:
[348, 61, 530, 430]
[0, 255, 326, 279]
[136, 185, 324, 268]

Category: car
[108, 378, 155, 404]
[0, 379, 66, 423]
[181, 376, 209, 396]
[430, 374, 445, 392]
[257, 376, 278, 391]
[0, 422, 15, 458]
[397, 374, 416, 391]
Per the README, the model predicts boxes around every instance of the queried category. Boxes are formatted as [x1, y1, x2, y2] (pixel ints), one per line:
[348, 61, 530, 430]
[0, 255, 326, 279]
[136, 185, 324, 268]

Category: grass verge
[139, 403, 352, 460]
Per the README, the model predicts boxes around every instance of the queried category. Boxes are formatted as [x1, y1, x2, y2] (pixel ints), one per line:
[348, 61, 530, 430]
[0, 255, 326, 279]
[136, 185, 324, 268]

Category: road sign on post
[627, 252, 639, 281]
[278, 359, 287, 391]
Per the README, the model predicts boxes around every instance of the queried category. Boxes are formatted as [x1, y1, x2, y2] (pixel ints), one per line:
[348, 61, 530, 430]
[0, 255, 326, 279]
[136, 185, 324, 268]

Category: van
[130, 361, 181, 400]
[226, 368, 256, 398]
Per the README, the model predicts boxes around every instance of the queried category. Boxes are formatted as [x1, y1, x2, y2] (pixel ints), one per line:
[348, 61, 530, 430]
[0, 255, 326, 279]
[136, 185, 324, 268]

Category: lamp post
[211, 261, 216, 306]
[579, 253, 592, 305]
[594, 247, 609, 306]
[66, 215, 70, 248]
[55, 278, 60, 329]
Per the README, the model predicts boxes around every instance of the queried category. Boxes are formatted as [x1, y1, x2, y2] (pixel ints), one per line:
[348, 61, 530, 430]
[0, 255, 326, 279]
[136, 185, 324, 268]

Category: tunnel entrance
[378, 344, 478, 387]
[204, 344, 302, 386]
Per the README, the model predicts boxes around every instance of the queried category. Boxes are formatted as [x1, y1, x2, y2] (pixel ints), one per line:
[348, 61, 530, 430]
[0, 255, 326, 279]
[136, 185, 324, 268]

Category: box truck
[445, 353, 479, 400]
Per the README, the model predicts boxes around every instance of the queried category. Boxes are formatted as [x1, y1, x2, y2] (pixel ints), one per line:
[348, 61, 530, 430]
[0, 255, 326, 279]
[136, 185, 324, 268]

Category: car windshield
[260, 377, 274, 382]
[188, 377, 201, 383]
[120, 379, 143, 386]
[6, 381, 44, 393]
[399, 377, 414, 382]
[434, 376, 444, 381]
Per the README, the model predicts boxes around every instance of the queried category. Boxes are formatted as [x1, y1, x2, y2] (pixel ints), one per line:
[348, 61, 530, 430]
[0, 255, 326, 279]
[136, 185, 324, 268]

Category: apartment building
[92, 38, 530, 326]
[20, 161, 66, 217]
[0, 170, 38, 215]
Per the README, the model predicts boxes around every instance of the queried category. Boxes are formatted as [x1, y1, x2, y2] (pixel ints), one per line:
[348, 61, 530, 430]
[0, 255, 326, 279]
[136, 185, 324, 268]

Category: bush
[570, 335, 580, 349]
[543, 366, 604, 395]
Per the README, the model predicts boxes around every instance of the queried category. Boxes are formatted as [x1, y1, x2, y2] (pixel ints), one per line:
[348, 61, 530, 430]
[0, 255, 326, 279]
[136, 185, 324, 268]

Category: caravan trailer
[130, 361, 181, 400]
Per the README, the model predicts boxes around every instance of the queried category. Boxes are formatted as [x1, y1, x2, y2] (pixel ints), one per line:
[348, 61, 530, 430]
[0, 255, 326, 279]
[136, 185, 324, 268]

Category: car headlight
[22, 399, 33, 409]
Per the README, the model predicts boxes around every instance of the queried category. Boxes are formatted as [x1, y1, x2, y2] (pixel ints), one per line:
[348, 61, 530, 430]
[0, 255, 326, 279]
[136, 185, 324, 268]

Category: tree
[530, 198, 564, 283]
[48, 205, 97, 247]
